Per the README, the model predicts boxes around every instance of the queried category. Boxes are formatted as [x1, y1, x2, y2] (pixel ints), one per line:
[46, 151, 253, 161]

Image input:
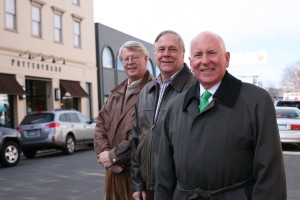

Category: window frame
[54, 13, 62, 42]
[5, 0, 17, 31]
[51, 6, 65, 43]
[102, 46, 114, 69]
[73, 20, 81, 47]
[31, 2, 43, 38]
[72, 0, 80, 6]
[71, 14, 83, 48]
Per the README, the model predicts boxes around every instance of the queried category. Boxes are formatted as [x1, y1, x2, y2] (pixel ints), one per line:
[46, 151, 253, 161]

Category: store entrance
[25, 79, 48, 113]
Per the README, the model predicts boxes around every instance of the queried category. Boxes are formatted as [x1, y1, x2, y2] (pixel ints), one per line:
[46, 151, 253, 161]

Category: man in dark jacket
[131, 30, 197, 200]
[94, 41, 153, 200]
[154, 31, 287, 200]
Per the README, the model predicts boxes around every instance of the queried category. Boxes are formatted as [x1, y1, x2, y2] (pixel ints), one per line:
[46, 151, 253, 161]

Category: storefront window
[26, 79, 47, 113]
[60, 96, 78, 110]
[0, 94, 13, 128]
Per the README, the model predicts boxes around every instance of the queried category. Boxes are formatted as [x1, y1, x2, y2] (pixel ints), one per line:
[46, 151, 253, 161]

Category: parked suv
[16, 110, 95, 158]
[275, 100, 300, 110]
[0, 127, 22, 167]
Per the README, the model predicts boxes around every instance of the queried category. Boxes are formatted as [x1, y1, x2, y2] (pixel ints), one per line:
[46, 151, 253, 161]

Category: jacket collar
[147, 63, 193, 93]
[111, 70, 153, 96]
[183, 71, 242, 111]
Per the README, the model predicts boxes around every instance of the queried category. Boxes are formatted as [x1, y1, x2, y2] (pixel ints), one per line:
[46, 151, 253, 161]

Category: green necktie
[199, 91, 212, 111]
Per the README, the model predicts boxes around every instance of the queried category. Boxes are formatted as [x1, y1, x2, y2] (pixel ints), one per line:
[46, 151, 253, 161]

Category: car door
[66, 112, 85, 142]
[76, 113, 95, 141]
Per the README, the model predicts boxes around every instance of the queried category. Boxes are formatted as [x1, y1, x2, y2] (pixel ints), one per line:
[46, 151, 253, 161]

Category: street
[0, 145, 299, 200]
[0, 146, 105, 200]
[282, 144, 300, 200]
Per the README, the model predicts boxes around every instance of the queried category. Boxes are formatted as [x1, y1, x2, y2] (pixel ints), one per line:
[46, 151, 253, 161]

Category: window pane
[147, 61, 154, 76]
[32, 21, 40, 35]
[72, 0, 80, 5]
[54, 29, 61, 41]
[117, 59, 123, 70]
[74, 36, 80, 46]
[32, 6, 40, 21]
[73, 21, 80, 34]
[67, 113, 79, 122]
[156, 66, 160, 77]
[5, 14, 14, 29]
[54, 14, 62, 42]
[77, 113, 89, 123]
[5, 0, 16, 30]
[54, 14, 61, 28]
[102, 47, 113, 68]
[85, 83, 92, 120]
[32, 5, 41, 36]
[0, 94, 13, 128]
[59, 114, 67, 122]
[5, 0, 15, 14]
[73, 21, 81, 47]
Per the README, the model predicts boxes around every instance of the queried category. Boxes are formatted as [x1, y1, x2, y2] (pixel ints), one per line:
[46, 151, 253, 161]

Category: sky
[93, 0, 300, 88]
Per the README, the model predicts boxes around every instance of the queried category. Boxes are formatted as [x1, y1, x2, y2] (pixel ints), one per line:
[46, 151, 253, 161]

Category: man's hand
[98, 151, 112, 168]
[133, 191, 147, 200]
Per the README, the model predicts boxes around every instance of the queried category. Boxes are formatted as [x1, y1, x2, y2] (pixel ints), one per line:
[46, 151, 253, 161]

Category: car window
[276, 109, 300, 119]
[59, 113, 68, 122]
[77, 113, 90, 123]
[66, 113, 80, 123]
[276, 101, 300, 109]
[21, 113, 54, 125]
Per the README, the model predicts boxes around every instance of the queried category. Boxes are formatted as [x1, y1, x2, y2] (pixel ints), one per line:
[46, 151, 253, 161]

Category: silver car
[16, 110, 95, 158]
[276, 106, 300, 145]
[0, 127, 22, 167]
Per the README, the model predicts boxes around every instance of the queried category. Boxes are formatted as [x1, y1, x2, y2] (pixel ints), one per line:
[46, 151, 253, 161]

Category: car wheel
[63, 135, 75, 155]
[23, 149, 37, 159]
[0, 141, 21, 167]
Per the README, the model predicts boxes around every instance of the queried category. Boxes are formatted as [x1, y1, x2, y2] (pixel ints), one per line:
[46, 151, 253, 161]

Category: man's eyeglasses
[121, 56, 141, 64]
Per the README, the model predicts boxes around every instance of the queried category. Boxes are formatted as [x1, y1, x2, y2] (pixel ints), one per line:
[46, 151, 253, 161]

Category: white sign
[231, 51, 268, 65]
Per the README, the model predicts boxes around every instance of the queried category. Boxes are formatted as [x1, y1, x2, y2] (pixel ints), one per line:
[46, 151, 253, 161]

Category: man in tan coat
[94, 41, 153, 200]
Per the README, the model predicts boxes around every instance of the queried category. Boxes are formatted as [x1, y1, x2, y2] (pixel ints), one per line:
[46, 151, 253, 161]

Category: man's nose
[201, 54, 210, 64]
[163, 49, 171, 56]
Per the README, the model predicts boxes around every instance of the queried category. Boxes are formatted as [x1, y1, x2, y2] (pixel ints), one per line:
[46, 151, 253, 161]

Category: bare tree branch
[281, 60, 300, 91]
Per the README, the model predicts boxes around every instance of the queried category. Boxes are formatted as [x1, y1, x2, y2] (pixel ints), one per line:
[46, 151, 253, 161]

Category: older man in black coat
[154, 31, 286, 200]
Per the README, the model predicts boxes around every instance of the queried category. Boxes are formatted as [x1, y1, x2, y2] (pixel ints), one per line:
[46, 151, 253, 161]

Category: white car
[276, 106, 300, 145]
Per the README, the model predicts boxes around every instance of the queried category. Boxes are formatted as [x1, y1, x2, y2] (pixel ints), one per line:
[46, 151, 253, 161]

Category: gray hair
[118, 41, 149, 61]
[154, 30, 185, 54]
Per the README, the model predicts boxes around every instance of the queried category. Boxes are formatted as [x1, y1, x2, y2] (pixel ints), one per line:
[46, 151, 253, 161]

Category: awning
[60, 80, 89, 97]
[0, 74, 26, 95]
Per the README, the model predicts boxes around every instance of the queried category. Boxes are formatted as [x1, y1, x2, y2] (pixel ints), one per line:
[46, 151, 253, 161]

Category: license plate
[26, 130, 39, 137]
[278, 125, 287, 131]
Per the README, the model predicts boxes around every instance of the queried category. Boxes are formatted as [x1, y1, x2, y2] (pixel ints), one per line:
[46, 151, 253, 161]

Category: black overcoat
[155, 71, 286, 200]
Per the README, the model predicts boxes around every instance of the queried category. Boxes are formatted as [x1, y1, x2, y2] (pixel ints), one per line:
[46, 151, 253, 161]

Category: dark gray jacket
[155, 71, 286, 200]
[131, 64, 197, 192]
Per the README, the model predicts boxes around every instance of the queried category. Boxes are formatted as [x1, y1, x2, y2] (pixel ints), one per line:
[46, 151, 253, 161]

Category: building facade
[95, 23, 157, 108]
[0, 0, 98, 128]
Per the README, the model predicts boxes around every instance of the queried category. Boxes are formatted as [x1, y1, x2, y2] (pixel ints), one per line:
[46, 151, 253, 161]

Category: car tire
[0, 141, 21, 167]
[63, 135, 75, 155]
[23, 149, 37, 159]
